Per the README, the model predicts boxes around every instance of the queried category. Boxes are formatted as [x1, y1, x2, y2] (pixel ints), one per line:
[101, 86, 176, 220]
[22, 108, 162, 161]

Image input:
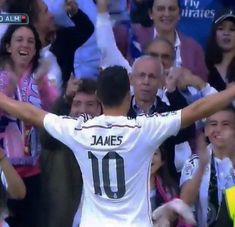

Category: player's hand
[65, 0, 79, 16]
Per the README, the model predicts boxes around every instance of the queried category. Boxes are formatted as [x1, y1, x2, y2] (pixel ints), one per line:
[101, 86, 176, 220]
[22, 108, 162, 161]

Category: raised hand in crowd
[65, 73, 81, 102]
[180, 132, 209, 206]
[165, 66, 207, 92]
[65, 0, 79, 16]
[197, 132, 210, 168]
[164, 67, 179, 93]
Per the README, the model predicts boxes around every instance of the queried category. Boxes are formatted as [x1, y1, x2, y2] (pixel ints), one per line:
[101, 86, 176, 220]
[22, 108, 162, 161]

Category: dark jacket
[128, 90, 196, 182]
[51, 9, 94, 85]
[208, 66, 226, 92]
[39, 97, 83, 227]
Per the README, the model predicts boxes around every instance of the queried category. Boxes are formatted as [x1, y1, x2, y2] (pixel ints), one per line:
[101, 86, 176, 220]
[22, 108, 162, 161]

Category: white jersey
[43, 111, 181, 227]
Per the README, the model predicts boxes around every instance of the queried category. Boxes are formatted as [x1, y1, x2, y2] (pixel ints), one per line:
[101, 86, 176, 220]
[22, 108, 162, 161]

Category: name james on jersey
[90, 135, 123, 146]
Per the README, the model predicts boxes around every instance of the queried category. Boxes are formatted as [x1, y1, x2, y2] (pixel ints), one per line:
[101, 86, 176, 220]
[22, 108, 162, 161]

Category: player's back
[69, 113, 181, 227]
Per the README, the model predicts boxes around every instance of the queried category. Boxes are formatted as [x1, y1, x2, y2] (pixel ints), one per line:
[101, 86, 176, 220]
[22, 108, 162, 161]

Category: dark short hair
[220, 105, 235, 115]
[206, 105, 235, 123]
[97, 66, 130, 107]
[0, 24, 42, 71]
[8, 0, 39, 25]
[77, 79, 97, 95]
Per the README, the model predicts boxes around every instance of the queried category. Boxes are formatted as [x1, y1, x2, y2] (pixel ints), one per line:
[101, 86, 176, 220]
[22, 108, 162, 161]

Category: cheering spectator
[180, 107, 235, 227]
[131, 0, 208, 81]
[0, 24, 58, 227]
[8, 0, 94, 88]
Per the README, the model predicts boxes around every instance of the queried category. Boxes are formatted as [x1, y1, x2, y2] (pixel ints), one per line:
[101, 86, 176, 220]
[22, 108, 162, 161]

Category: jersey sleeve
[43, 113, 90, 149]
[180, 155, 199, 187]
[140, 110, 181, 147]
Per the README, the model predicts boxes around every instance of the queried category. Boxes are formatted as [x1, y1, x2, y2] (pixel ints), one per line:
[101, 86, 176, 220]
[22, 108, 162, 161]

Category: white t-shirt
[43, 111, 181, 227]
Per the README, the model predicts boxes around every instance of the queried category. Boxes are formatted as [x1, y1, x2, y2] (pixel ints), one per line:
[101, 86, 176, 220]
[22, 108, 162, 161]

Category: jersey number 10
[88, 151, 126, 199]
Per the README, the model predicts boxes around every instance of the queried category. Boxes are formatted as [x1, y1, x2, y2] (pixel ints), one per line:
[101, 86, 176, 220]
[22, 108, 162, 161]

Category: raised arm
[96, 0, 132, 73]
[180, 133, 209, 205]
[181, 83, 235, 129]
[0, 93, 47, 128]
[166, 66, 217, 98]
[56, 0, 94, 50]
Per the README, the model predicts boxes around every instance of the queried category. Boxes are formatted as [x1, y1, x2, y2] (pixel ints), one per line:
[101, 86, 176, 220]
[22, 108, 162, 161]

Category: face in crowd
[131, 57, 163, 103]
[34, 0, 56, 35]
[146, 39, 175, 70]
[6, 27, 36, 68]
[216, 19, 235, 53]
[70, 92, 101, 118]
[149, 0, 180, 33]
[205, 109, 235, 151]
[151, 150, 164, 175]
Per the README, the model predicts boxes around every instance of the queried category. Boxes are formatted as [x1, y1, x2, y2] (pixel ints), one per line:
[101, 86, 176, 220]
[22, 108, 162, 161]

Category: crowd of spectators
[0, 0, 235, 226]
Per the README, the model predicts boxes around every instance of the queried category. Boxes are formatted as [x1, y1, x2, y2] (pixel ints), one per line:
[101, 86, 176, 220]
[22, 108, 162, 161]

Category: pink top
[0, 67, 59, 178]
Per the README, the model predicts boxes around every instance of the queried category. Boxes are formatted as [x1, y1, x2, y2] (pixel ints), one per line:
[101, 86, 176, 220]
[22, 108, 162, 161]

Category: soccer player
[0, 65, 235, 227]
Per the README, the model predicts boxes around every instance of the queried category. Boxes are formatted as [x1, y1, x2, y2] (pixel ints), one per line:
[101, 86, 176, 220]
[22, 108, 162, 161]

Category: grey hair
[131, 55, 164, 76]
